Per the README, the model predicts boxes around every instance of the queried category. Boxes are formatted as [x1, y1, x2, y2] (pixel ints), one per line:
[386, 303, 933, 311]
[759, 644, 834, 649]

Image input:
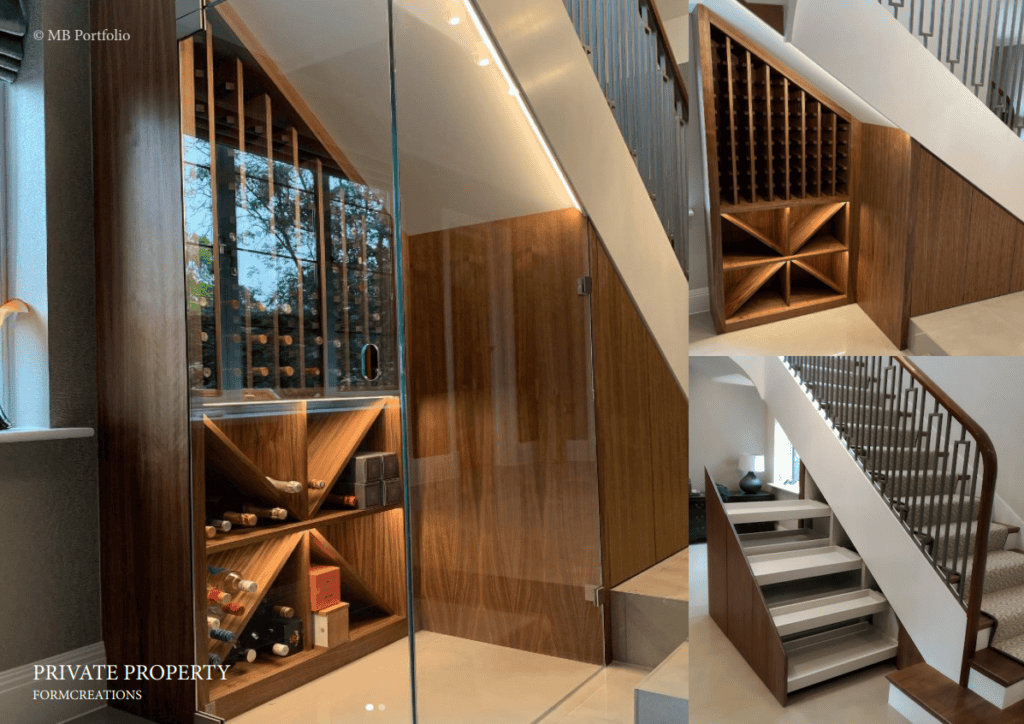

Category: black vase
[738, 471, 762, 495]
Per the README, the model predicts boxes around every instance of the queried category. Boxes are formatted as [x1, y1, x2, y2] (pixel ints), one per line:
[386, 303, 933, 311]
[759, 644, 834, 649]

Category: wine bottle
[325, 494, 359, 508]
[207, 587, 232, 605]
[208, 566, 258, 593]
[281, 366, 295, 377]
[252, 333, 268, 344]
[279, 335, 294, 345]
[205, 525, 217, 539]
[207, 519, 232, 532]
[208, 654, 223, 666]
[221, 511, 258, 527]
[254, 366, 270, 377]
[272, 605, 295, 618]
[267, 478, 303, 494]
[307, 480, 326, 490]
[218, 601, 246, 617]
[207, 616, 221, 629]
[210, 628, 236, 643]
[226, 646, 257, 664]
[242, 504, 287, 521]
[271, 643, 290, 657]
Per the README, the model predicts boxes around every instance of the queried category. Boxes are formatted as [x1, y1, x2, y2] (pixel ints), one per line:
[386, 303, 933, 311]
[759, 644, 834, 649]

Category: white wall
[910, 357, 1024, 529]
[791, 0, 1024, 223]
[732, 356, 968, 683]
[689, 357, 770, 491]
[478, 0, 690, 393]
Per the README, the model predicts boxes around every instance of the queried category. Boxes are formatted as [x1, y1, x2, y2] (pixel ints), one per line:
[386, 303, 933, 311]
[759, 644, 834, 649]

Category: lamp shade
[738, 454, 765, 473]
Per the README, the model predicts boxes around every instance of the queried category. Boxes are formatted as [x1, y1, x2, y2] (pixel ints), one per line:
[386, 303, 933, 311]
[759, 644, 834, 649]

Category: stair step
[771, 589, 889, 637]
[898, 495, 981, 529]
[740, 528, 830, 555]
[931, 521, 1010, 562]
[965, 551, 1024, 596]
[843, 426, 923, 448]
[971, 647, 1024, 687]
[785, 621, 897, 692]
[724, 499, 831, 525]
[888, 662, 1024, 724]
[748, 545, 862, 586]
[993, 634, 1024, 671]
[864, 448, 946, 470]
[824, 403, 911, 426]
[986, 585, 1024, 644]
[878, 470, 961, 499]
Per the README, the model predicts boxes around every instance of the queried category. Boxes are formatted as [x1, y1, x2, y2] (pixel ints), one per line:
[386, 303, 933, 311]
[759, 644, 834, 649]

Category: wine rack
[182, 31, 397, 399]
[697, 7, 856, 333]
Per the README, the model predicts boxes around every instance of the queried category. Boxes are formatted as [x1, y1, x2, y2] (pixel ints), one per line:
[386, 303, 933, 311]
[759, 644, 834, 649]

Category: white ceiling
[223, 0, 572, 235]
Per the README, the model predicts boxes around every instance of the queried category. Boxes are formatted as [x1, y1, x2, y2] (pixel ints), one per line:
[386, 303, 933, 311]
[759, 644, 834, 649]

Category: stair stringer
[731, 355, 967, 683]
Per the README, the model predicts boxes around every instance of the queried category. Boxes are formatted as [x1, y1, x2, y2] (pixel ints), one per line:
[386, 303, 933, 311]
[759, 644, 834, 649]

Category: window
[774, 420, 800, 489]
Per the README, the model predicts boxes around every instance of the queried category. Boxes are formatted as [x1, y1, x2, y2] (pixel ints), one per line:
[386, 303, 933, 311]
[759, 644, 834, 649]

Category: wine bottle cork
[271, 643, 290, 657]
[207, 588, 232, 605]
[307, 480, 326, 490]
[220, 601, 246, 616]
[240, 648, 257, 663]
[254, 366, 270, 377]
[272, 605, 295, 618]
[326, 494, 358, 508]
[205, 525, 217, 539]
[207, 616, 221, 629]
[252, 333, 268, 344]
[222, 511, 258, 527]
[279, 335, 294, 345]
[306, 367, 321, 376]
[242, 504, 287, 521]
[281, 366, 295, 377]
[207, 519, 232, 532]
[201, 331, 209, 342]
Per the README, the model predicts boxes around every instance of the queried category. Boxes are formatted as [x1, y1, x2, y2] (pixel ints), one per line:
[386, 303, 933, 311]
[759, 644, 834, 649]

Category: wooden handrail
[643, 0, 690, 120]
[896, 358, 998, 687]
[705, 469, 789, 704]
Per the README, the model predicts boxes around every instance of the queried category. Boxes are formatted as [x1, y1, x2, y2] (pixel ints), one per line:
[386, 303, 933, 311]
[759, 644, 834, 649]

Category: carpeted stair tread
[993, 633, 1024, 666]
[877, 470, 960, 499]
[966, 551, 1024, 596]
[984, 585, 1024, 644]
[864, 448, 945, 470]
[931, 521, 1009, 562]
[900, 495, 980, 530]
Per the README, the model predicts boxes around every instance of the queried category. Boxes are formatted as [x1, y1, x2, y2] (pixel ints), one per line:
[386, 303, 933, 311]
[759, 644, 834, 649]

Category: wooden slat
[180, 39, 196, 137]
[725, 37, 741, 205]
[816, 103, 823, 196]
[746, 51, 757, 202]
[205, 532, 304, 662]
[831, 112, 838, 195]
[765, 65, 774, 202]
[308, 529, 394, 615]
[800, 90, 807, 198]
[724, 261, 785, 317]
[783, 78, 791, 199]
[783, 261, 791, 305]
[215, 4, 365, 184]
[306, 398, 388, 514]
[721, 211, 785, 254]
[789, 202, 846, 253]
[720, 194, 850, 214]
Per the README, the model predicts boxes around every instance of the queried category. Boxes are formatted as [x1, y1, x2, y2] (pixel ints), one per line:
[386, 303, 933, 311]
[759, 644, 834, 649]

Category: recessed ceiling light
[448, 16, 461, 25]
[478, 58, 490, 67]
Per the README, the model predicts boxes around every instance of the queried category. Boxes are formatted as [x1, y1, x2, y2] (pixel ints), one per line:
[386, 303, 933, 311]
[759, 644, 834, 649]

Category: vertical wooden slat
[782, 261, 791, 305]
[341, 182, 351, 389]
[725, 36, 740, 205]
[361, 190, 371, 349]
[800, 90, 807, 198]
[179, 39, 195, 137]
[746, 51, 757, 202]
[831, 113, 838, 195]
[816, 102, 823, 196]
[290, 126, 306, 389]
[315, 159, 330, 394]
[765, 65, 773, 202]
[206, 38, 224, 391]
[783, 78, 791, 199]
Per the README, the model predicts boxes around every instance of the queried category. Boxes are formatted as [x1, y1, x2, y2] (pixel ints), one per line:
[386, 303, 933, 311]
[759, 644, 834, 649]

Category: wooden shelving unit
[696, 6, 857, 333]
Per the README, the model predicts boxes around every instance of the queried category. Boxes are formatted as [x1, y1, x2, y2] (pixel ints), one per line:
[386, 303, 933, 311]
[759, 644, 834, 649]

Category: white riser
[786, 622, 898, 692]
[772, 589, 889, 637]
[725, 499, 832, 524]
[888, 685, 944, 724]
[749, 546, 862, 586]
[968, 668, 1024, 710]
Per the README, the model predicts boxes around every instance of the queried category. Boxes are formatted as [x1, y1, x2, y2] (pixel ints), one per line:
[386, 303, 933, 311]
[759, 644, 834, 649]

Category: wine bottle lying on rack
[207, 587, 232, 605]
[209, 628, 236, 643]
[231, 600, 303, 663]
[221, 511, 258, 527]
[242, 504, 287, 521]
[207, 519, 232, 533]
[216, 601, 246, 617]
[267, 478, 303, 494]
[208, 566, 258, 593]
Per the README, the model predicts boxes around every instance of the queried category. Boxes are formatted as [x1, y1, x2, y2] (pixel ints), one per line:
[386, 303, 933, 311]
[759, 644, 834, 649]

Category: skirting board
[690, 286, 710, 315]
[888, 684, 942, 724]
[0, 642, 107, 724]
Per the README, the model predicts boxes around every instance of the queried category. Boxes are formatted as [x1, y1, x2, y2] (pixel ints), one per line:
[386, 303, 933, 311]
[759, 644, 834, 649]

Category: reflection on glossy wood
[406, 209, 604, 664]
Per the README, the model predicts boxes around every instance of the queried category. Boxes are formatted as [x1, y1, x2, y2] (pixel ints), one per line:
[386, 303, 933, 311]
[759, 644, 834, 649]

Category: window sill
[769, 482, 800, 495]
[0, 427, 94, 443]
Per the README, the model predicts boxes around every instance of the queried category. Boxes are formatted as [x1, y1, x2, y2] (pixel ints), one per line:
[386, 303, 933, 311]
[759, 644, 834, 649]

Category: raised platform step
[739, 528, 830, 555]
[969, 647, 1024, 709]
[748, 545, 862, 586]
[771, 589, 889, 637]
[889, 662, 1024, 724]
[786, 621, 897, 692]
[636, 641, 688, 724]
[725, 499, 832, 525]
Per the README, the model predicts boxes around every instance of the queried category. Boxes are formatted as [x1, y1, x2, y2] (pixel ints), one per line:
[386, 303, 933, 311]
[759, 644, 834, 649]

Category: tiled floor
[611, 550, 689, 668]
[690, 305, 903, 356]
[909, 290, 1024, 355]
[689, 544, 909, 724]
[538, 663, 653, 724]
[613, 549, 688, 601]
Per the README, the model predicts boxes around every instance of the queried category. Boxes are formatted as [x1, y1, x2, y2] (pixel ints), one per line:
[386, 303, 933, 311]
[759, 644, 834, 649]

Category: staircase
[724, 498, 899, 694]
[785, 356, 1024, 712]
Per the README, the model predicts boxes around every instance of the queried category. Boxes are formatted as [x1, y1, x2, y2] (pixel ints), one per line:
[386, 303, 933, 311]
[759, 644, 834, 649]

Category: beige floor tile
[614, 549, 688, 601]
[541, 663, 652, 724]
[910, 291, 1024, 355]
[690, 306, 902, 356]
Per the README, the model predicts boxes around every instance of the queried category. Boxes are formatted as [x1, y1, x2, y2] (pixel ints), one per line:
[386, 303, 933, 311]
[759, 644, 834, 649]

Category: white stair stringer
[732, 356, 968, 684]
